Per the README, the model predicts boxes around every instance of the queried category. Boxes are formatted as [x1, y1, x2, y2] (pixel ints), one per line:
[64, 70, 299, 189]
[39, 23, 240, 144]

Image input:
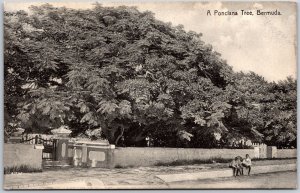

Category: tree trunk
[115, 127, 125, 146]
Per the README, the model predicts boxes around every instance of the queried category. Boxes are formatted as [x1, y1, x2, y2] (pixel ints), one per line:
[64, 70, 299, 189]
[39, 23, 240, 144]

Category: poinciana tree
[4, 4, 296, 147]
[259, 77, 297, 148]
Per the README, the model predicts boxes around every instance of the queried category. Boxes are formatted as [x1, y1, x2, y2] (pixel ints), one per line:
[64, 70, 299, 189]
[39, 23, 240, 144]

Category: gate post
[55, 138, 69, 162]
[259, 144, 267, 159]
[267, 146, 277, 158]
[254, 146, 260, 158]
[51, 126, 72, 163]
[81, 144, 88, 167]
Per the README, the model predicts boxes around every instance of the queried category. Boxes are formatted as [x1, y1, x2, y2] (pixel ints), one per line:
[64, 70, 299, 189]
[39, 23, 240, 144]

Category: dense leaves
[4, 4, 296, 147]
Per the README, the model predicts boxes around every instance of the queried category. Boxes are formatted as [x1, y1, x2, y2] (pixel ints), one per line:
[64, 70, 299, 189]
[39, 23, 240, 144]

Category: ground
[3, 159, 297, 189]
[171, 171, 297, 189]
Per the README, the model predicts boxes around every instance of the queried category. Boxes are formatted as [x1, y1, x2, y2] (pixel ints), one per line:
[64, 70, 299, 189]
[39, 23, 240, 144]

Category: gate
[21, 135, 57, 160]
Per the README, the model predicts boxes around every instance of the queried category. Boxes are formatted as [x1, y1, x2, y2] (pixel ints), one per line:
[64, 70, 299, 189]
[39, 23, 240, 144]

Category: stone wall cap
[34, 144, 44, 149]
[74, 141, 110, 146]
[51, 125, 72, 135]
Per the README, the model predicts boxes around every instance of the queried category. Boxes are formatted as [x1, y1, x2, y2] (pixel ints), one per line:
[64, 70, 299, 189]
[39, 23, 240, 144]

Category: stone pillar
[55, 138, 69, 162]
[51, 126, 72, 163]
[267, 146, 277, 158]
[9, 128, 24, 143]
[259, 144, 267, 159]
[81, 144, 88, 167]
[73, 147, 82, 167]
[107, 144, 115, 169]
[254, 146, 260, 158]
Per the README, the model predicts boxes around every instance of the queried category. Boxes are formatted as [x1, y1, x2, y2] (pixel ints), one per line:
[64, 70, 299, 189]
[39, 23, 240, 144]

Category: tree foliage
[4, 4, 297, 147]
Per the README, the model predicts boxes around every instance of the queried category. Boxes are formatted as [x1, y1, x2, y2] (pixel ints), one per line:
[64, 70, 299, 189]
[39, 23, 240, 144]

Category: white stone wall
[113, 148, 255, 167]
[277, 149, 297, 158]
[4, 143, 43, 169]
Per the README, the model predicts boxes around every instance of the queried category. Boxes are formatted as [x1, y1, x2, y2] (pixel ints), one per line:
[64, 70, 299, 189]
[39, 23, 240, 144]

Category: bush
[114, 164, 134, 169]
[154, 157, 232, 166]
[154, 157, 296, 167]
[4, 165, 42, 174]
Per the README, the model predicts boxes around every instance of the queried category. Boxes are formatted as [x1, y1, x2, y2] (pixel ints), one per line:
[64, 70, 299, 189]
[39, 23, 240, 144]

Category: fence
[65, 141, 114, 168]
[21, 135, 57, 160]
[48, 140, 298, 168]
[4, 138, 296, 170]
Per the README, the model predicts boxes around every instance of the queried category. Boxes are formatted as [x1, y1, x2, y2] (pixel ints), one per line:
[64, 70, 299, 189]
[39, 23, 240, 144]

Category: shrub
[114, 164, 134, 169]
[154, 157, 232, 166]
[4, 165, 42, 174]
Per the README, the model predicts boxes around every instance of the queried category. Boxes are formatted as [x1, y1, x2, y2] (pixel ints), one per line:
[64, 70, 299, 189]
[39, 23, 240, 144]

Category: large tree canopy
[4, 4, 297, 148]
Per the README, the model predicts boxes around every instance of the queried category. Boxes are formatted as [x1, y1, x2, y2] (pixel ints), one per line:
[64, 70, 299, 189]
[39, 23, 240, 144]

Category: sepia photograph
[3, 0, 297, 189]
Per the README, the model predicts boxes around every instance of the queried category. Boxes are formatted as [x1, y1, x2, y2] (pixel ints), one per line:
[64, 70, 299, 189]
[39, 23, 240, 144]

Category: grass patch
[154, 157, 296, 167]
[114, 164, 135, 169]
[252, 157, 296, 161]
[4, 165, 42, 174]
[154, 157, 231, 167]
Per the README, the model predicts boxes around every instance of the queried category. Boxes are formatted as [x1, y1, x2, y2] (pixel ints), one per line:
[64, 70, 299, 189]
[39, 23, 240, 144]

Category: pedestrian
[229, 156, 243, 177]
[242, 154, 252, 175]
[237, 156, 244, 175]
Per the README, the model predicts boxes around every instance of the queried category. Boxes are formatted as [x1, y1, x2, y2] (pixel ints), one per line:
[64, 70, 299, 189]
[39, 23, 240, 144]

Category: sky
[4, 1, 297, 82]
